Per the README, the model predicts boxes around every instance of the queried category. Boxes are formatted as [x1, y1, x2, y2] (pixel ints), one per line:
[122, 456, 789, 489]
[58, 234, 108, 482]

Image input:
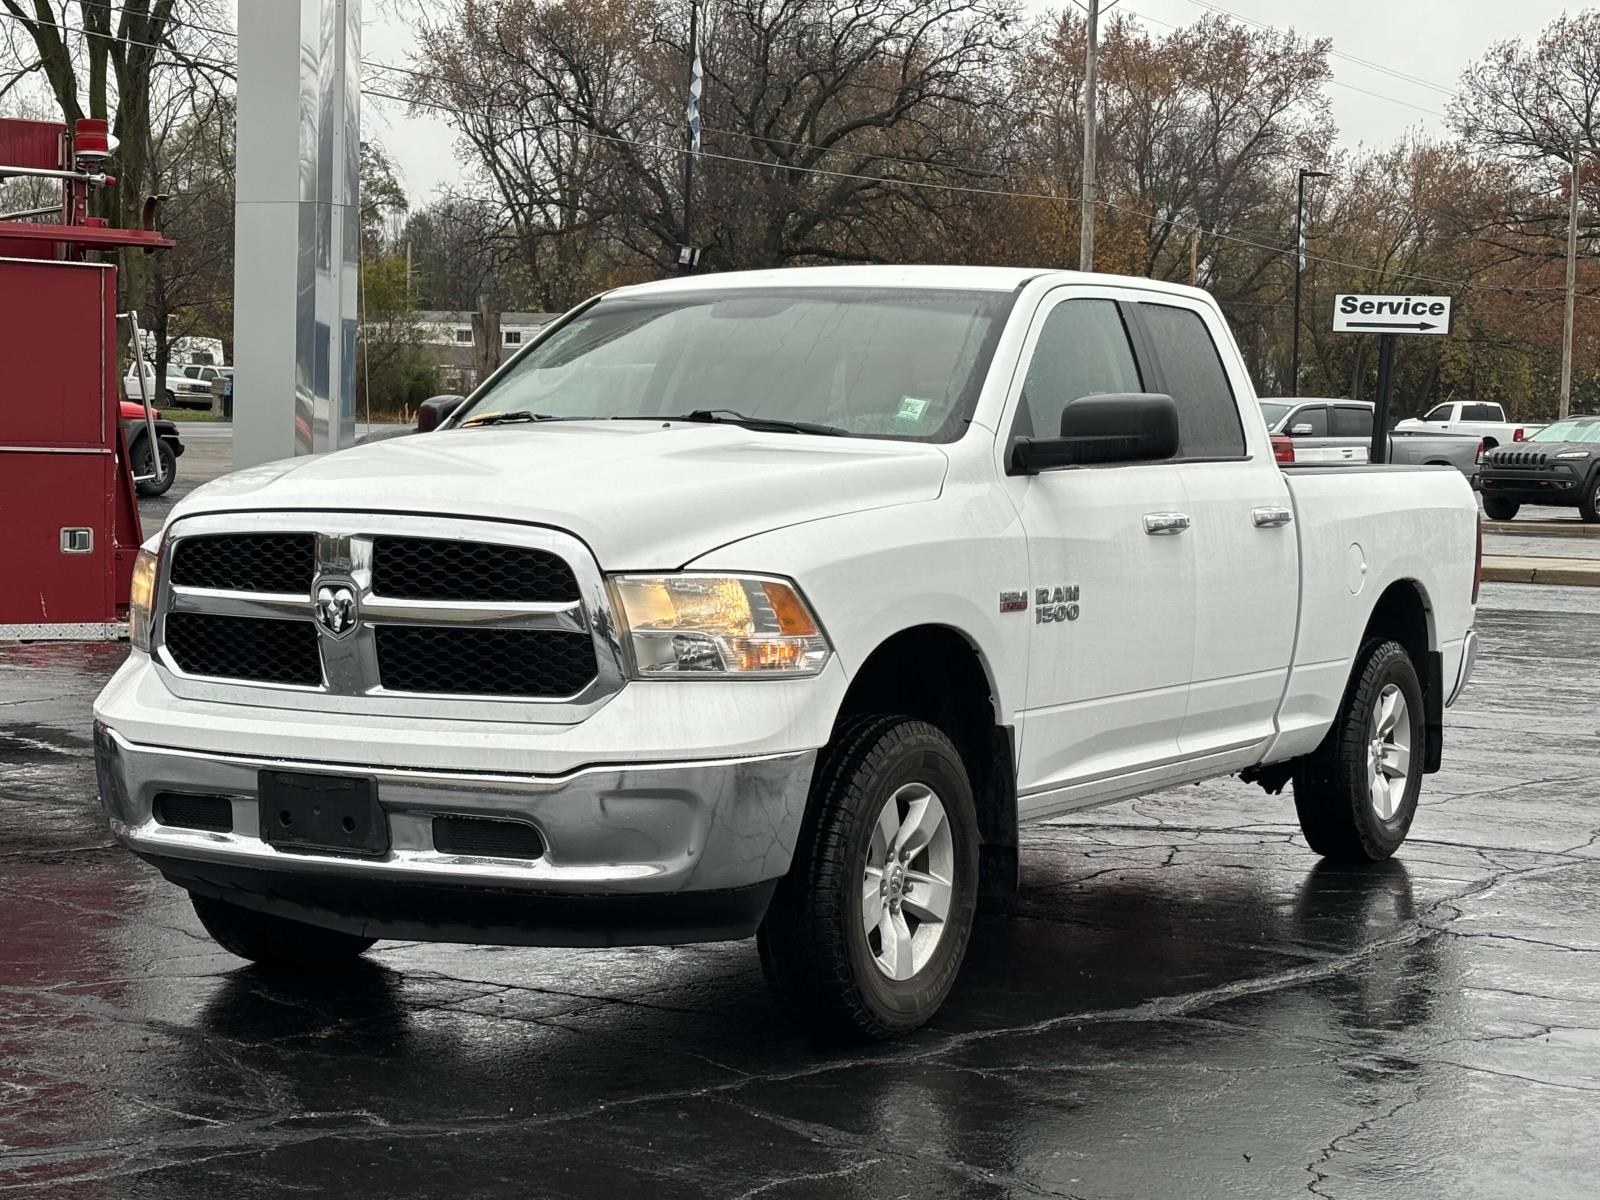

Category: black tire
[1293, 639, 1426, 862]
[1482, 496, 1519, 521]
[758, 715, 979, 1041]
[190, 893, 377, 968]
[1579, 472, 1600, 523]
[131, 437, 177, 497]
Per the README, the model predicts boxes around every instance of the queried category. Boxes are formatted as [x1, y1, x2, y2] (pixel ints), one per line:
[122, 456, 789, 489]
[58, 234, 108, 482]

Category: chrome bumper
[1447, 629, 1479, 707]
[94, 724, 815, 897]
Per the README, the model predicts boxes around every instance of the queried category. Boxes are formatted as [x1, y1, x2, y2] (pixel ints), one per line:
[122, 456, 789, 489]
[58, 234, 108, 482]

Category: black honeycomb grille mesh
[372, 537, 579, 603]
[170, 534, 315, 594]
[165, 613, 323, 686]
[375, 626, 596, 697]
[432, 816, 545, 859]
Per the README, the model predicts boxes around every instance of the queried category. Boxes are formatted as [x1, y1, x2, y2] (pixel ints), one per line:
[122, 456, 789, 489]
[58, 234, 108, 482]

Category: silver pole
[1079, 0, 1099, 273]
[1561, 138, 1580, 422]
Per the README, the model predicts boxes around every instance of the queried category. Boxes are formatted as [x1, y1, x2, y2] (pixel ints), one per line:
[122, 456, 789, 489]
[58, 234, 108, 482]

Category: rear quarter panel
[1269, 466, 1478, 762]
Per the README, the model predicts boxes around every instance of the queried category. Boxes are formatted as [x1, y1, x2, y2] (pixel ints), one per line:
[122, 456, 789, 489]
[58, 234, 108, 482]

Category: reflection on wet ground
[2, 583, 1598, 1197]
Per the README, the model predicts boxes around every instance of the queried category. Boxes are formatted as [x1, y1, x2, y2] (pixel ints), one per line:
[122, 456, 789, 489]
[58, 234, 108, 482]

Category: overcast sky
[360, 0, 1585, 207]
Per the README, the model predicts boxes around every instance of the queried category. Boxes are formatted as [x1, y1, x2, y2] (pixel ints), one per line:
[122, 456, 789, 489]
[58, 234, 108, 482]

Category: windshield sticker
[896, 396, 931, 423]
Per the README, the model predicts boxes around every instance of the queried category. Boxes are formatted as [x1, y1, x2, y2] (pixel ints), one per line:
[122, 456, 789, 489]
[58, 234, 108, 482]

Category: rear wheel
[190, 893, 376, 968]
[758, 716, 978, 1040]
[1482, 496, 1519, 521]
[1292, 639, 1425, 862]
[1580, 474, 1600, 523]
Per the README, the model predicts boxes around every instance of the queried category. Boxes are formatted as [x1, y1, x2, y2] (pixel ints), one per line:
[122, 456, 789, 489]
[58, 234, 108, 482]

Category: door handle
[1252, 507, 1294, 529]
[1143, 512, 1191, 535]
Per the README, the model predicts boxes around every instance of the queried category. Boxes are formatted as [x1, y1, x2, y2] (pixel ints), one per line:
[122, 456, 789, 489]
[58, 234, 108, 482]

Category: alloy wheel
[861, 782, 955, 980]
[1367, 683, 1412, 821]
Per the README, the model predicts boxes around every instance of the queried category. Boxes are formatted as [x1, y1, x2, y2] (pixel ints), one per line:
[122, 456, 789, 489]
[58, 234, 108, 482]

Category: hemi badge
[999, 590, 1029, 614]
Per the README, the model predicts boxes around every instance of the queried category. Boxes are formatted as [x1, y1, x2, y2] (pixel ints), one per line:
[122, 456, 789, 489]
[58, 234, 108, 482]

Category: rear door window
[1135, 304, 1246, 458]
[1461, 404, 1502, 421]
[1331, 406, 1373, 437]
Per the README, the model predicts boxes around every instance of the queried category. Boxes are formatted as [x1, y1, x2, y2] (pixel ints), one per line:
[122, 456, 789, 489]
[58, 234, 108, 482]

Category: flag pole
[679, 0, 701, 275]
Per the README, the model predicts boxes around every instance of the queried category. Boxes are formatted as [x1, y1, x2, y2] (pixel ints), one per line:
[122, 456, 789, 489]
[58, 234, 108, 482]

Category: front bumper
[95, 724, 815, 945]
[1478, 466, 1583, 504]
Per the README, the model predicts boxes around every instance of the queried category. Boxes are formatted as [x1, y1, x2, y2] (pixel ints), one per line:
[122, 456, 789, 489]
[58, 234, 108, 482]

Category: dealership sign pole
[1332, 294, 1453, 464]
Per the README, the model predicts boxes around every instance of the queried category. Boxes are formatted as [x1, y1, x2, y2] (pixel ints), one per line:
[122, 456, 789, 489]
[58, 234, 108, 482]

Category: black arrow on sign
[1345, 320, 1439, 331]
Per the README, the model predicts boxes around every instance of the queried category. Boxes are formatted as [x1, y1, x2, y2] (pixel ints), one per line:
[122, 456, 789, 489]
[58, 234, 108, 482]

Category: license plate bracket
[259, 770, 387, 858]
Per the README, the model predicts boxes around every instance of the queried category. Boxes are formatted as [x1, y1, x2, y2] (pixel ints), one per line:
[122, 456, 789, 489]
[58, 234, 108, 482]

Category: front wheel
[1292, 639, 1425, 862]
[758, 716, 978, 1040]
[1482, 496, 1519, 521]
[132, 438, 177, 497]
[1579, 475, 1600, 523]
[190, 893, 376, 968]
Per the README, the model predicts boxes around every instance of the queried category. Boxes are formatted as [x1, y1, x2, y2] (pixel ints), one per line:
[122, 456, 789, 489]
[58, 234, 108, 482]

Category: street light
[1291, 168, 1332, 398]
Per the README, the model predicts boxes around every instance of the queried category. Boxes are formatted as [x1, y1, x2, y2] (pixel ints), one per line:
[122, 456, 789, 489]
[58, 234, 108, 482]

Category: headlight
[128, 543, 160, 652]
[610, 574, 832, 678]
[1555, 450, 1591, 459]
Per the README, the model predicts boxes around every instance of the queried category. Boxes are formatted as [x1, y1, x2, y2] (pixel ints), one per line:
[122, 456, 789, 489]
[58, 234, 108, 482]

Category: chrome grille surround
[150, 512, 628, 724]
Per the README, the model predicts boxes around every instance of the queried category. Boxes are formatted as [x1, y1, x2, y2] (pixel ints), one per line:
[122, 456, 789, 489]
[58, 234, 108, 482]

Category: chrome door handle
[1143, 512, 1191, 536]
[1252, 507, 1294, 529]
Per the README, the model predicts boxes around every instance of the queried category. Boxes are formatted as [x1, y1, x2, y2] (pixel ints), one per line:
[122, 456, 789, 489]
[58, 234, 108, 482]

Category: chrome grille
[152, 514, 625, 723]
[170, 533, 315, 594]
[372, 537, 578, 603]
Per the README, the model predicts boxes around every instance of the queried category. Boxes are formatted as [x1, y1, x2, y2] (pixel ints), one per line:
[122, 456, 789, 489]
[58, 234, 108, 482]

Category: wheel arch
[1361, 577, 1442, 773]
[832, 624, 1017, 894]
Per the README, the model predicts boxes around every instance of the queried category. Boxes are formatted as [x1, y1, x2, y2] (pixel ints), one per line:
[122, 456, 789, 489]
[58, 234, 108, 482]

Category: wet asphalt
[1, 453, 1598, 1197]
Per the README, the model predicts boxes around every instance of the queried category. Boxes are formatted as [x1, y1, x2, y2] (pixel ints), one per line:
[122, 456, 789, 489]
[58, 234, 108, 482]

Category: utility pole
[1561, 137, 1581, 421]
[1291, 167, 1330, 398]
[679, 0, 702, 276]
[1078, 0, 1099, 272]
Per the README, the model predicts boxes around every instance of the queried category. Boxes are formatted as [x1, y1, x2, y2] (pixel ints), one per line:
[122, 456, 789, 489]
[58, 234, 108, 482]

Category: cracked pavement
[2, 582, 1598, 1198]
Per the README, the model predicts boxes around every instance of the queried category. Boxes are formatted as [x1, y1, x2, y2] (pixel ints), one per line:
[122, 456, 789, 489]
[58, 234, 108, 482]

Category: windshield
[453, 287, 1016, 442]
[1259, 402, 1292, 429]
[1529, 419, 1600, 443]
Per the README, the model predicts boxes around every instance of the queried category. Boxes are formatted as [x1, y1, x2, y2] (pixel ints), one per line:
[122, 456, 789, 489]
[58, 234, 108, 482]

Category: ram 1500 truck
[95, 267, 1482, 1039]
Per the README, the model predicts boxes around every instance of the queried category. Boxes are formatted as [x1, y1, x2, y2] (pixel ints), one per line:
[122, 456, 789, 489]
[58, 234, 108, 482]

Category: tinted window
[1138, 304, 1246, 457]
[1461, 404, 1501, 421]
[1331, 406, 1373, 437]
[1422, 404, 1452, 421]
[1289, 406, 1329, 437]
[1016, 300, 1142, 438]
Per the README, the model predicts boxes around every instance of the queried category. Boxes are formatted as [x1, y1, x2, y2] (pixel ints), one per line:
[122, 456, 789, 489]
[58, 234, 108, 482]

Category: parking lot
[0, 446, 1595, 1198]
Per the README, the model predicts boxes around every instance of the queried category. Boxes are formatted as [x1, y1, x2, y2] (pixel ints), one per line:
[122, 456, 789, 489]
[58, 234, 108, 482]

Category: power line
[1, 8, 1580, 302]
[1176, 0, 1458, 98]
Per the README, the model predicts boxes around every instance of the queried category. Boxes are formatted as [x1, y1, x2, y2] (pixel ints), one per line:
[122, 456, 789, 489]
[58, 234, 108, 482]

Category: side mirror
[1010, 393, 1180, 474]
[1290, 422, 1314, 436]
[417, 394, 467, 433]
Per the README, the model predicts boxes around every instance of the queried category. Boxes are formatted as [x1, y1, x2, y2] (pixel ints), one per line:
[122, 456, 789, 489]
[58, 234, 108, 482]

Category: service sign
[1332, 293, 1452, 336]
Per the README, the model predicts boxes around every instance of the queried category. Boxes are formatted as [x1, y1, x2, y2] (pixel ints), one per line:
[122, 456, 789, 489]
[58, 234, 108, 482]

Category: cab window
[1461, 404, 1501, 421]
[1422, 404, 1452, 421]
[1288, 406, 1329, 437]
[1015, 299, 1142, 439]
[1331, 406, 1373, 437]
[1136, 304, 1247, 458]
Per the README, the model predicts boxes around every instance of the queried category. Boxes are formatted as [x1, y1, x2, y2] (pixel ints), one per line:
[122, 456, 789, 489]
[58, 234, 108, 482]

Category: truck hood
[170, 421, 950, 567]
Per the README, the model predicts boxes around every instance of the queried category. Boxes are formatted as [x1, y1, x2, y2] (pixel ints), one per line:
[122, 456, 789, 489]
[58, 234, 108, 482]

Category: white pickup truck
[95, 267, 1481, 1039]
[1394, 400, 1540, 448]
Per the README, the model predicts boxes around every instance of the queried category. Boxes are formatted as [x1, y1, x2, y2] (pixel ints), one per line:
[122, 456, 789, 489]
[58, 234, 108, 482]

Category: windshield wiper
[460, 411, 571, 428]
[673, 409, 849, 437]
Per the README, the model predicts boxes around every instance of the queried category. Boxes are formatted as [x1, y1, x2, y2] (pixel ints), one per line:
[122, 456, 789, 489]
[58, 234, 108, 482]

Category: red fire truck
[0, 116, 172, 639]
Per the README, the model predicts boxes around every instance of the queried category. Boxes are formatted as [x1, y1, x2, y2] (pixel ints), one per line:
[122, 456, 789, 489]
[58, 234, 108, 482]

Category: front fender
[686, 490, 1030, 727]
